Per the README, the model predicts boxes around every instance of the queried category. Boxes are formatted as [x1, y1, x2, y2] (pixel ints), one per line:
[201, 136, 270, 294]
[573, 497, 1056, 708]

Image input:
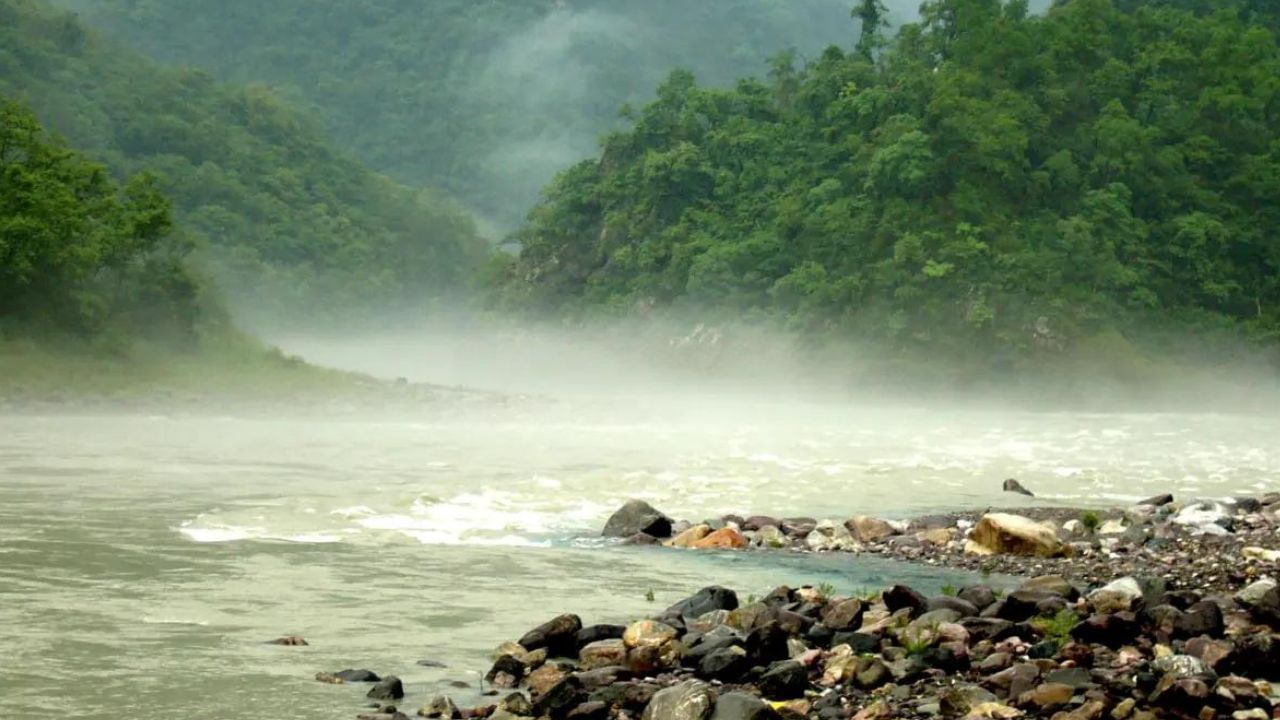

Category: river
[2, 389, 1278, 719]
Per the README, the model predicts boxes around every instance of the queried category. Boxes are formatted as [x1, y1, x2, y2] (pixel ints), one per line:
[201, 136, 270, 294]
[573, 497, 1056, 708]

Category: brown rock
[579, 639, 627, 670]
[691, 527, 748, 550]
[268, 636, 308, 645]
[1018, 682, 1073, 709]
[847, 516, 898, 542]
[966, 513, 1068, 558]
[526, 664, 567, 697]
[666, 524, 712, 548]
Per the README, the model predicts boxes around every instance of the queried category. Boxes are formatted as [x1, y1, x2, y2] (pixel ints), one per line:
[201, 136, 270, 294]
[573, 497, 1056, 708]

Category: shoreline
[331, 492, 1280, 719]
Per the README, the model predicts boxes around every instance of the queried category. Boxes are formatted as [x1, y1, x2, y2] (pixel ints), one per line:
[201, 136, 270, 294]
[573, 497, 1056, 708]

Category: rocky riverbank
[327, 492, 1280, 720]
[601, 491, 1280, 594]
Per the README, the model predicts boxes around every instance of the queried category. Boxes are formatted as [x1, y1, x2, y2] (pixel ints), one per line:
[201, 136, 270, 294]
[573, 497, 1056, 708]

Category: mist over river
[3, 380, 1279, 719]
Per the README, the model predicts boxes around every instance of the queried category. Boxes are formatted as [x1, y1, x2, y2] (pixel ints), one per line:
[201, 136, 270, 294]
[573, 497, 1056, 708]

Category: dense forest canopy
[490, 0, 1280, 370]
[0, 0, 486, 323]
[0, 98, 212, 344]
[51, 0, 888, 229]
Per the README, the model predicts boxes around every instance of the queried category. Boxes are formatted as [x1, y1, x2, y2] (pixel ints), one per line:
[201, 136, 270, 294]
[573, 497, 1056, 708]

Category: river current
[2, 390, 1278, 718]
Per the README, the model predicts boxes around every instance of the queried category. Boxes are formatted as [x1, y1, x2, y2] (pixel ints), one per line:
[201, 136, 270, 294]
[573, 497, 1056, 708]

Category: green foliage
[1080, 510, 1102, 534]
[52, 0, 857, 228]
[493, 0, 1280, 367]
[0, 98, 210, 343]
[1033, 609, 1081, 645]
[816, 582, 836, 600]
[644, 588, 655, 603]
[940, 583, 958, 597]
[2, 0, 486, 321]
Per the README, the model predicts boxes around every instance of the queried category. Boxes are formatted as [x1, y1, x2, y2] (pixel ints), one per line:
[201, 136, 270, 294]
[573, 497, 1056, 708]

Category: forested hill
[494, 0, 1280, 369]
[51, 0, 867, 228]
[1, 0, 486, 323]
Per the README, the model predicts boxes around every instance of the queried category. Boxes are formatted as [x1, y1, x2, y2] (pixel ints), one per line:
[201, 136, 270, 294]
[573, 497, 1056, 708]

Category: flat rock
[966, 513, 1067, 558]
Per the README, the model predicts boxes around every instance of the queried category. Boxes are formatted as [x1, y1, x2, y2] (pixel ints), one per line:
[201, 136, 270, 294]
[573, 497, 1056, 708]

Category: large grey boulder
[603, 500, 673, 538]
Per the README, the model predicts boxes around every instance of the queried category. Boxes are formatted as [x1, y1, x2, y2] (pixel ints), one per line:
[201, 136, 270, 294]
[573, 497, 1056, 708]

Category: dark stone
[1027, 640, 1059, 659]
[821, 598, 865, 631]
[622, 532, 660, 546]
[366, 676, 404, 701]
[486, 654, 525, 683]
[1173, 600, 1224, 639]
[698, 646, 752, 682]
[683, 634, 742, 665]
[566, 701, 609, 719]
[831, 631, 880, 654]
[1071, 612, 1139, 647]
[501, 693, 534, 715]
[1045, 667, 1093, 689]
[415, 660, 447, 669]
[806, 622, 835, 648]
[884, 585, 928, 618]
[997, 591, 1059, 622]
[334, 669, 381, 682]
[742, 516, 782, 532]
[1234, 497, 1262, 513]
[1003, 478, 1035, 496]
[1138, 493, 1174, 507]
[1157, 589, 1199, 610]
[574, 666, 632, 689]
[745, 622, 790, 665]
[928, 596, 980, 618]
[587, 681, 657, 710]
[519, 613, 583, 657]
[576, 624, 626, 649]
[711, 691, 779, 720]
[532, 675, 584, 720]
[760, 606, 813, 637]
[602, 500, 672, 538]
[780, 518, 817, 536]
[762, 586, 795, 606]
[958, 586, 998, 610]
[960, 617, 1016, 643]
[667, 586, 739, 619]
[1243, 585, 1280, 628]
[758, 660, 809, 700]
[920, 644, 966, 672]
[1231, 633, 1280, 677]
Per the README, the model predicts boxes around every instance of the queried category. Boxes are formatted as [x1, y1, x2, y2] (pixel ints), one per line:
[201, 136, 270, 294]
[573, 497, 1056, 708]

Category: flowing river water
[3, 388, 1279, 719]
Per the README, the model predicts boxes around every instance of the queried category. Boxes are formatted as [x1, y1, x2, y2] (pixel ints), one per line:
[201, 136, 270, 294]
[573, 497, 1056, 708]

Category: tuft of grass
[644, 588, 655, 603]
[1033, 609, 1080, 644]
[940, 583, 958, 597]
[1080, 510, 1102, 535]
[816, 582, 836, 600]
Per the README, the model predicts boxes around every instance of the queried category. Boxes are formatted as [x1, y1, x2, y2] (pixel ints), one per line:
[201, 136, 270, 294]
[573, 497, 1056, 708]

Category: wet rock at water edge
[367, 676, 405, 701]
[267, 635, 309, 645]
[666, 586, 739, 620]
[1002, 478, 1035, 497]
[965, 513, 1068, 558]
[419, 695, 458, 718]
[518, 613, 582, 657]
[333, 668, 381, 682]
[603, 499, 673, 539]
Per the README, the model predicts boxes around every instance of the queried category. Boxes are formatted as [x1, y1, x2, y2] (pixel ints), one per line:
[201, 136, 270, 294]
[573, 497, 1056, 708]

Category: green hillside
[493, 0, 1280, 371]
[52, 0, 865, 228]
[0, 0, 487, 324]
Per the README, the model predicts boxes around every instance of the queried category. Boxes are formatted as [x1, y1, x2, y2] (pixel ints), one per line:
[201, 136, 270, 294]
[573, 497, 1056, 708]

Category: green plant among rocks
[1080, 511, 1102, 535]
[1033, 609, 1081, 645]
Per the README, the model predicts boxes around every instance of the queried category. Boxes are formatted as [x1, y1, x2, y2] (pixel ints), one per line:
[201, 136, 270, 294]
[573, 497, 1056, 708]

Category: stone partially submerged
[603, 499, 673, 539]
[965, 513, 1068, 558]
